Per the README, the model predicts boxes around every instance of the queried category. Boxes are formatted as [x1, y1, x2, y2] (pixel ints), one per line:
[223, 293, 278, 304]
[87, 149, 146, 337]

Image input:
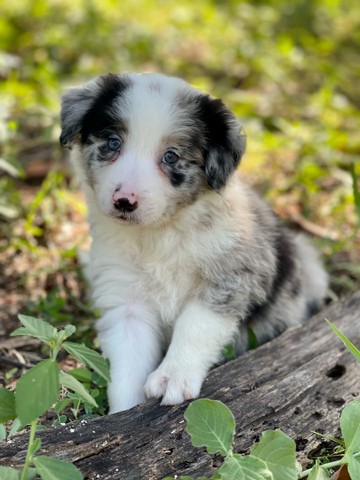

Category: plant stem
[298, 459, 342, 478]
[20, 419, 38, 480]
[299, 451, 360, 478]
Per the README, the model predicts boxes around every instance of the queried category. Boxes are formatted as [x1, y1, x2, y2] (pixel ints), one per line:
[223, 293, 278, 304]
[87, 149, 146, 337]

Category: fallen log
[1, 291, 360, 479]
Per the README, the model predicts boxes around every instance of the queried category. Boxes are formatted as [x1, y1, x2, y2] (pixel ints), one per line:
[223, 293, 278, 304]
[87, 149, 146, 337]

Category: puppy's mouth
[115, 213, 136, 222]
[110, 210, 140, 224]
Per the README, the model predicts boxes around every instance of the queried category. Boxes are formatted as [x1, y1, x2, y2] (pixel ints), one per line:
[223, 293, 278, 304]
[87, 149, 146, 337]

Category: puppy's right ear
[60, 85, 96, 148]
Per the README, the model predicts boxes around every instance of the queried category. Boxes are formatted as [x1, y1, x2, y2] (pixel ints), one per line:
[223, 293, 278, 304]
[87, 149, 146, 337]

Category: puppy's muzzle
[112, 190, 139, 212]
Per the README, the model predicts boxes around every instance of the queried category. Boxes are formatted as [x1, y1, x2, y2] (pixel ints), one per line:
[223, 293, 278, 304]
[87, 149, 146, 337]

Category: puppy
[60, 73, 328, 413]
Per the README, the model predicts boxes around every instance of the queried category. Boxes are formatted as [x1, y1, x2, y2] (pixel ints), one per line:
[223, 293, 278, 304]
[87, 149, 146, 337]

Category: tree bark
[1, 291, 360, 479]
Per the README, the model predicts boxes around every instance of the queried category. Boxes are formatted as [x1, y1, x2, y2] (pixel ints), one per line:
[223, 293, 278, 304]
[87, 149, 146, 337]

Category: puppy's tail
[294, 233, 328, 314]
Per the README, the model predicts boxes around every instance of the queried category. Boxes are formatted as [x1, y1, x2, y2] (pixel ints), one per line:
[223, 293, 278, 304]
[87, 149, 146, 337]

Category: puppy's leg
[96, 304, 161, 413]
[144, 302, 237, 405]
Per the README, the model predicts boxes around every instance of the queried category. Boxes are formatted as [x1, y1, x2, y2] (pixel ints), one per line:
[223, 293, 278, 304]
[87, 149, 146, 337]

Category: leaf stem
[20, 419, 38, 480]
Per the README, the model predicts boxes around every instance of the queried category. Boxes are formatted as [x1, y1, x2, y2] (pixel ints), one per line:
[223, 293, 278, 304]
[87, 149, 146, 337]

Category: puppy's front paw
[144, 363, 203, 405]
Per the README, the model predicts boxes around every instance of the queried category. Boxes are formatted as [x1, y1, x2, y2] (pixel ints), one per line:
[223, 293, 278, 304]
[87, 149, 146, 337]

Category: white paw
[144, 363, 203, 405]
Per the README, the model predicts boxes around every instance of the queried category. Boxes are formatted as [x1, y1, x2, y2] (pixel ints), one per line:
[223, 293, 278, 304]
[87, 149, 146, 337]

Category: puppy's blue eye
[162, 150, 179, 165]
[107, 137, 122, 152]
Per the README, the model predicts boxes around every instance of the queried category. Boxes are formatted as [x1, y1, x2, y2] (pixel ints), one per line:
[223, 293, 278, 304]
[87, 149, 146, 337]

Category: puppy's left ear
[197, 95, 246, 190]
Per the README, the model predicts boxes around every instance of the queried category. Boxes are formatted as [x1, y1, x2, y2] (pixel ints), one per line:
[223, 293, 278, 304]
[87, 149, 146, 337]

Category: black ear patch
[60, 74, 129, 148]
[196, 95, 246, 190]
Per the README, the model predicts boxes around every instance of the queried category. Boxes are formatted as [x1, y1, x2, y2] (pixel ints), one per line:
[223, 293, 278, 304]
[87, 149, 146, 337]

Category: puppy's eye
[107, 137, 122, 152]
[162, 150, 179, 165]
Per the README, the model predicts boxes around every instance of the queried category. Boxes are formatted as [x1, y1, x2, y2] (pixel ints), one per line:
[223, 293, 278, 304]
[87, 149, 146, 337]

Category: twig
[0, 353, 31, 369]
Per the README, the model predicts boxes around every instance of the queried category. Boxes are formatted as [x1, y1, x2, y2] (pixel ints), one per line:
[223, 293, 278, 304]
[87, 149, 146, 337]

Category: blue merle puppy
[60, 73, 328, 413]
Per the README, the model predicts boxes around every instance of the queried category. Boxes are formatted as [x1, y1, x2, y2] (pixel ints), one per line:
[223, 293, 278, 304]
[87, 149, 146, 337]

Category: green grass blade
[326, 320, 360, 362]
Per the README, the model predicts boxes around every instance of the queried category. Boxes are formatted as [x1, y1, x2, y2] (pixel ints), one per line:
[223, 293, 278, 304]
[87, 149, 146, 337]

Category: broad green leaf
[185, 399, 235, 456]
[218, 454, 272, 480]
[0, 423, 7, 440]
[326, 320, 360, 363]
[33, 455, 83, 480]
[11, 315, 57, 343]
[307, 462, 330, 480]
[59, 371, 97, 408]
[15, 360, 59, 425]
[0, 466, 20, 480]
[347, 457, 360, 480]
[341, 400, 360, 454]
[63, 342, 110, 383]
[341, 400, 360, 478]
[250, 429, 297, 480]
[0, 388, 16, 422]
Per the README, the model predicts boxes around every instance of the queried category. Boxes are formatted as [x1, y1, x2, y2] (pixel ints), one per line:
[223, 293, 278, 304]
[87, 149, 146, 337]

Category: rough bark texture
[1, 291, 360, 479]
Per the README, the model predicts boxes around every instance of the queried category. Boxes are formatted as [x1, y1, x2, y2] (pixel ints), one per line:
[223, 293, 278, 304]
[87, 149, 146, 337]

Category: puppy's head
[60, 73, 246, 225]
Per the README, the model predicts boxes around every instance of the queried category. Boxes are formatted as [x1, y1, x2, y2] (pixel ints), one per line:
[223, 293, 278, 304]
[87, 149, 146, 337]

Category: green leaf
[64, 325, 76, 338]
[11, 315, 57, 343]
[341, 400, 360, 453]
[184, 399, 235, 456]
[33, 456, 83, 480]
[0, 423, 7, 440]
[26, 469, 37, 480]
[54, 399, 72, 415]
[250, 429, 297, 480]
[247, 326, 258, 350]
[0, 466, 20, 480]
[218, 454, 272, 480]
[63, 342, 110, 383]
[341, 399, 360, 478]
[59, 371, 97, 408]
[0, 388, 16, 422]
[15, 360, 59, 425]
[8, 418, 23, 437]
[326, 320, 360, 363]
[347, 456, 360, 480]
[307, 462, 330, 479]
[68, 367, 92, 384]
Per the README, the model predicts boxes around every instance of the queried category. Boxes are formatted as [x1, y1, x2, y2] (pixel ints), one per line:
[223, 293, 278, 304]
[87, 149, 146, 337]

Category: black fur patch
[304, 299, 320, 319]
[168, 170, 186, 187]
[272, 230, 296, 298]
[194, 95, 246, 190]
[60, 74, 129, 147]
[80, 75, 129, 143]
[245, 229, 297, 321]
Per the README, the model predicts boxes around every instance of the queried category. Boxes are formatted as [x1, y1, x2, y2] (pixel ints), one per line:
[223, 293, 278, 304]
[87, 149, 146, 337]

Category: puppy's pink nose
[112, 190, 139, 212]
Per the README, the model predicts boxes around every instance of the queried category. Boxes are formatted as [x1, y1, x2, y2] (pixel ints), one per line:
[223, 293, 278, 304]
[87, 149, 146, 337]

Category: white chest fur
[89, 213, 201, 324]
